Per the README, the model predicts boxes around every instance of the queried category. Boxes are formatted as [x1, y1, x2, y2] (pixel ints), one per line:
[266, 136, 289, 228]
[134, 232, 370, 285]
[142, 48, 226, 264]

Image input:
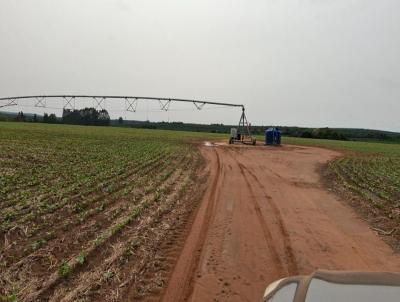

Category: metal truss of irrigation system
[0, 94, 256, 144]
[0, 95, 245, 113]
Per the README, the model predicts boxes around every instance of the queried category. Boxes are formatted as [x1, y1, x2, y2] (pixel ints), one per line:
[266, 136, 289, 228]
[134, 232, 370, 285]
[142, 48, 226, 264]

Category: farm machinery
[0, 95, 260, 145]
[229, 106, 256, 145]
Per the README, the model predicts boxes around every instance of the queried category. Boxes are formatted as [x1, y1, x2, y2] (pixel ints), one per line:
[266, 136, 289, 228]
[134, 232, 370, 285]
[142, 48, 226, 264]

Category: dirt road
[161, 143, 400, 302]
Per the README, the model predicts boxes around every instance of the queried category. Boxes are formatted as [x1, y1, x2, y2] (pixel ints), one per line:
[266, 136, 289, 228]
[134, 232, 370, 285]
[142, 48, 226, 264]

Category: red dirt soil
[160, 143, 400, 302]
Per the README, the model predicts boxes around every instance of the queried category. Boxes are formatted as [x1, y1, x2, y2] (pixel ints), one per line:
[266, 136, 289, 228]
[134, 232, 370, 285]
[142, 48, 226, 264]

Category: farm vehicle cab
[263, 270, 400, 302]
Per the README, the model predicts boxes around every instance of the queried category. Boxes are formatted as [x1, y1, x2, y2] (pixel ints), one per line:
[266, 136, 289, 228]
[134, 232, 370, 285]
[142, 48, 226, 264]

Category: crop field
[0, 122, 220, 301]
[283, 136, 400, 248]
[2, 122, 400, 301]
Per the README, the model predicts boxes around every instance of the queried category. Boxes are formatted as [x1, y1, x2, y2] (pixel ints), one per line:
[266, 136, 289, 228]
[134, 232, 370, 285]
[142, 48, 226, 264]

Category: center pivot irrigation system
[0, 95, 256, 145]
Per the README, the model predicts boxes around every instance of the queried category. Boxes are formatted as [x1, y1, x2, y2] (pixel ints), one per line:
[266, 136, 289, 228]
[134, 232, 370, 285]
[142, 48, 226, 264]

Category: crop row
[0, 122, 204, 301]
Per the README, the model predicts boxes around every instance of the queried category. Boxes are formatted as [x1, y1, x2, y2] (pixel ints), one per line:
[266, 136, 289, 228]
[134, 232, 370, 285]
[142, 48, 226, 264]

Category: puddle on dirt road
[204, 141, 215, 147]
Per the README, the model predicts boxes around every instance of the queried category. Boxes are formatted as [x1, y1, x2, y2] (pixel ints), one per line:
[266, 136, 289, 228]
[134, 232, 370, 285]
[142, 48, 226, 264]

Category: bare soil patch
[161, 143, 400, 302]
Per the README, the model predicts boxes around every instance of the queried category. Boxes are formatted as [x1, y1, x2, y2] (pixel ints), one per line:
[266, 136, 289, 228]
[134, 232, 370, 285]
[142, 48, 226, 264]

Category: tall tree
[14, 111, 25, 122]
[43, 113, 49, 123]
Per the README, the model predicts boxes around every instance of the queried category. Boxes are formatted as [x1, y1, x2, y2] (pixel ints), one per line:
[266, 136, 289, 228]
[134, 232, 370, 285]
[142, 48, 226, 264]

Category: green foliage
[310, 128, 347, 140]
[3, 211, 16, 223]
[0, 287, 20, 302]
[13, 111, 25, 122]
[103, 270, 114, 282]
[76, 252, 86, 265]
[0, 112, 12, 121]
[0, 121, 214, 295]
[58, 260, 71, 278]
[282, 136, 400, 155]
[112, 119, 400, 142]
[31, 239, 47, 251]
[1, 294, 19, 302]
[62, 108, 110, 126]
[43, 113, 58, 124]
[73, 202, 86, 213]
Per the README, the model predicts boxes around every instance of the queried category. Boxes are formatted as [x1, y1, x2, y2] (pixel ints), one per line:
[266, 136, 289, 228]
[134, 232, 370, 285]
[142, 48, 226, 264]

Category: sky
[0, 0, 399, 131]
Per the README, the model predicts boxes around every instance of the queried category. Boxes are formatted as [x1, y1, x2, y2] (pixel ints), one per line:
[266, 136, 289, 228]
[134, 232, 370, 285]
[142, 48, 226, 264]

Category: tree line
[10, 108, 110, 126]
[117, 120, 400, 142]
[5, 110, 399, 142]
[62, 108, 110, 126]
[120, 120, 348, 140]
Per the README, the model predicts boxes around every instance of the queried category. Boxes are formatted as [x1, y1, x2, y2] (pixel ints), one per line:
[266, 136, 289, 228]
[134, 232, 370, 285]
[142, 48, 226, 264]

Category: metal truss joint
[159, 99, 171, 111]
[193, 101, 206, 110]
[125, 97, 138, 112]
[35, 97, 46, 108]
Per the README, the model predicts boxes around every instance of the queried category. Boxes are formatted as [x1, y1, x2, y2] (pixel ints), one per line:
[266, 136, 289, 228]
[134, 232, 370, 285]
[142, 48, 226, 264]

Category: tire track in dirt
[163, 146, 288, 302]
[223, 146, 298, 275]
[161, 143, 400, 302]
[236, 162, 286, 275]
[237, 162, 299, 275]
[161, 148, 222, 302]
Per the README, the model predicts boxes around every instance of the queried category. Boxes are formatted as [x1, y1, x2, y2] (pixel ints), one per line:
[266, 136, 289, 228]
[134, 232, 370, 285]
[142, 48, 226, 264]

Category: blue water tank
[265, 128, 281, 145]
